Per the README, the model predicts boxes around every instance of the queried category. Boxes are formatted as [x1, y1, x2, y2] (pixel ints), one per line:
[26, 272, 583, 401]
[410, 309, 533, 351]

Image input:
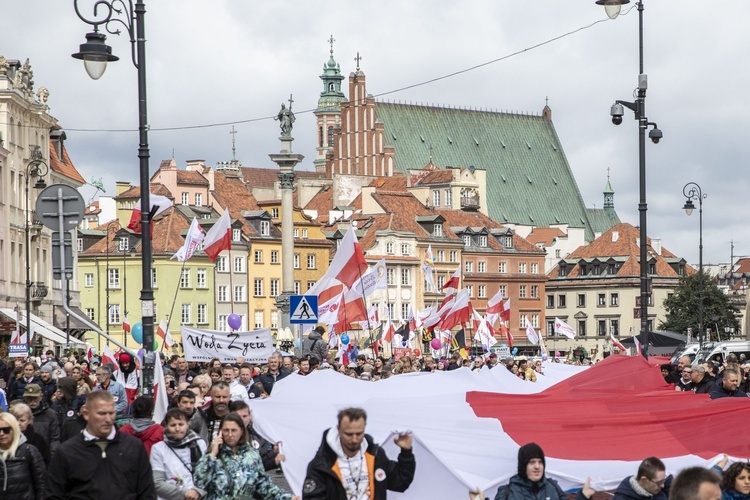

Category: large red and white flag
[172, 217, 205, 262]
[122, 315, 131, 334]
[525, 323, 540, 345]
[153, 352, 168, 424]
[442, 267, 461, 291]
[86, 344, 95, 361]
[633, 335, 642, 356]
[203, 210, 232, 262]
[499, 322, 513, 348]
[156, 320, 175, 349]
[554, 317, 576, 339]
[327, 225, 368, 289]
[486, 288, 505, 315]
[439, 288, 471, 331]
[127, 193, 173, 233]
[611, 333, 627, 351]
[382, 318, 396, 344]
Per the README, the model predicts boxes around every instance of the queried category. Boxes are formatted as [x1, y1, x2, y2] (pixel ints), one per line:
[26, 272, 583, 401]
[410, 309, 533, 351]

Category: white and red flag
[439, 288, 471, 331]
[156, 320, 175, 349]
[525, 323, 540, 345]
[611, 333, 627, 351]
[127, 193, 173, 233]
[172, 217, 205, 262]
[327, 224, 368, 289]
[441, 267, 461, 291]
[203, 210, 232, 262]
[122, 315, 131, 334]
[152, 352, 168, 424]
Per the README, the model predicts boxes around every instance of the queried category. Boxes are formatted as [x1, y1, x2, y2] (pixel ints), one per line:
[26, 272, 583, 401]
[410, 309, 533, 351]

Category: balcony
[460, 195, 480, 211]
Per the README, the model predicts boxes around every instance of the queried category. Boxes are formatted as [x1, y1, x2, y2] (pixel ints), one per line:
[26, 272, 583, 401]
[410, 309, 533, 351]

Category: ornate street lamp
[682, 182, 706, 351]
[25, 145, 49, 346]
[72, 0, 154, 394]
[598, 0, 662, 357]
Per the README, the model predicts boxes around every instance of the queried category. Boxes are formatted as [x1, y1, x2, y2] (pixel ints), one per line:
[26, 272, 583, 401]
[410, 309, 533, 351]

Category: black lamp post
[682, 182, 706, 351]
[597, 0, 662, 357]
[104, 220, 119, 341]
[72, 0, 154, 394]
[25, 145, 49, 348]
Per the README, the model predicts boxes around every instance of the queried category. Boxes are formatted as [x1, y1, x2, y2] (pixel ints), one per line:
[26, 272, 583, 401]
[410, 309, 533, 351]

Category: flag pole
[228, 247, 234, 315]
[163, 258, 187, 353]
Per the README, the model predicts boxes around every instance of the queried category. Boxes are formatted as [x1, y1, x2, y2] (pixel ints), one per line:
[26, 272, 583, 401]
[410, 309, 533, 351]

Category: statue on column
[275, 95, 296, 138]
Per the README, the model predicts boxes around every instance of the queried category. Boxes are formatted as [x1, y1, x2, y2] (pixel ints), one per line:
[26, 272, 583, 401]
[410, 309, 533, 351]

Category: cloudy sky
[3, 1, 748, 267]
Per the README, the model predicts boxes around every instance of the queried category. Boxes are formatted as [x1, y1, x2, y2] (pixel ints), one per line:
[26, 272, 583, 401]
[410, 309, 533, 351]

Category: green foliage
[659, 271, 740, 336]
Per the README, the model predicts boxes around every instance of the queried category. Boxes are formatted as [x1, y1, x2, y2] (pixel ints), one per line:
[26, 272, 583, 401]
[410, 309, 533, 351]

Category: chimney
[185, 159, 205, 171]
[651, 237, 662, 255]
[115, 181, 132, 196]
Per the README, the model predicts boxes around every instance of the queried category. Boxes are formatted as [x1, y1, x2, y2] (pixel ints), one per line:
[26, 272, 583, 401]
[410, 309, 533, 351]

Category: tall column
[269, 132, 304, 332]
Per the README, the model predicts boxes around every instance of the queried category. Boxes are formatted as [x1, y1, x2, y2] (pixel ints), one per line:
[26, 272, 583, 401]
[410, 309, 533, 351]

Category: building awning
[53, 305, 94, 331]
[0, 308, 85, 346]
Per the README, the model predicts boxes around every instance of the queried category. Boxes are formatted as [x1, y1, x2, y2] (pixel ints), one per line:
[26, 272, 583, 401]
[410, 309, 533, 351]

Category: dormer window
[502, 235, 513, 248]
[479, 235, 488, 247]
[463, 235, 471, 247]
[434, 224, 443, 237]
[119, 237, 129, 252]
[232, 229, 241, 242]
[260, 221, 270, 236]
[593, 264, 600, 275]
[560, 265, 568, 277]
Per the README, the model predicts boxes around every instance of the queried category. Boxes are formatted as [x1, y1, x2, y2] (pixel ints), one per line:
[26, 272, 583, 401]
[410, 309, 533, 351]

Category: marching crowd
[0, 338, 747, 499]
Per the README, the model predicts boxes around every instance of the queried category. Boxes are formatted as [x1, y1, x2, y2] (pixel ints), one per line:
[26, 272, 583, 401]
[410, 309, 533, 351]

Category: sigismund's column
[269, 96, 304, 333]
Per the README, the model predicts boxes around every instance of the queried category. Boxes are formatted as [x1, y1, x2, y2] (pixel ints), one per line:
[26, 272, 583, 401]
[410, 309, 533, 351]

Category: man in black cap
[51, 376, 86, 429]
[496, 442, 594, 500]
[38, 364, 58, 404]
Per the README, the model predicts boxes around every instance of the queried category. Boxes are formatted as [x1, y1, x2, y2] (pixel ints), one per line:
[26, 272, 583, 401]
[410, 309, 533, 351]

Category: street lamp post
[72, 0, 154, 394]
[25, 145, 49, 348]
[105, 220, 119, 341]
[682, 182, 706, 351]
[597, 0, 662, 357]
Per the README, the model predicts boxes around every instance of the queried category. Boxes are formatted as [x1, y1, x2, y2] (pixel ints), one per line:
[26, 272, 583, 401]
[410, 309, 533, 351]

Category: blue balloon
[511, 347, 518, 356]
[341, 334, 350, 345]
[401, 340, 408, 347]
[131, 322, 143, 344]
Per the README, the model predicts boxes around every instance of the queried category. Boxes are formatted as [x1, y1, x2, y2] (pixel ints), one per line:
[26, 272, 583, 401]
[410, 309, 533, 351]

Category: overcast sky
[3, 1, 748, 268]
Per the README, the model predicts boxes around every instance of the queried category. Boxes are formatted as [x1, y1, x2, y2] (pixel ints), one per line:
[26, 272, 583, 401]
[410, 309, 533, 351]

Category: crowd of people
[0, 339, 747, 499]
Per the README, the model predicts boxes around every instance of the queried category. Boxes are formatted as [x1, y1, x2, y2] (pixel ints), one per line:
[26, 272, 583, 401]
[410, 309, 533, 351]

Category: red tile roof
[211, 171, 260, 237]
[304, 186, 335, 223]
[176, 170, 209, 186]
[526, 227, 565, 246]
[413, 169, 453, 185]
[49, 140, 85, 184]
[368, 175, 408, 191]
[240, 167, 325, 188]
[116, 183, 173, 200]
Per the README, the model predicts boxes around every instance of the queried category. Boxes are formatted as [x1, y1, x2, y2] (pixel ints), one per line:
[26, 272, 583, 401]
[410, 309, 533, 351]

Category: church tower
[603, 170, 615, 218]
[314, 36, 345, 173]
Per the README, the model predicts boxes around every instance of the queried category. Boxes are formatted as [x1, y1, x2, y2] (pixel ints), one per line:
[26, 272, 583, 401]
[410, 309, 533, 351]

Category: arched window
[318, 127, 323, 147]
[328, 83, 335, 92]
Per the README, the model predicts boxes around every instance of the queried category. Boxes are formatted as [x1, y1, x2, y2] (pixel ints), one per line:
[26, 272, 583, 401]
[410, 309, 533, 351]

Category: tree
[659, 271, 740, 339]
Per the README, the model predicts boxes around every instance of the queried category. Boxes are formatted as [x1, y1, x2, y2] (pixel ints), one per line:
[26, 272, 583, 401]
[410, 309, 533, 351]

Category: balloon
[137, 348, 144, 361]
[227, 313, 242, 331]
[154, 338, 159, 351]
[542, 354, 548, 361]
[401, 340, 408, 347]
[511, 347, 518, 356]
[295, 338, 301, 348]
[341, 334, 350, 345]
[131, 323, 143, 344]
[430, 338, 442, 350]
[413, 348, 421, 357]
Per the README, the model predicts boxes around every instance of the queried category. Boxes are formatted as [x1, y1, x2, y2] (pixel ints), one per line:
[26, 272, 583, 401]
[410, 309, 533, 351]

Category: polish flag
[499, 322, 513, 348]
[442, 267, 461, 291]
[328, 225, 368, 289]
[172, 217, 205, 262]
[633, 335, 642, 356]
[127, 193, 173, 233]
[611, 333, 627, 351]
[156, 320, 175, 348]
[122, 315, 131, 334]
[423, 297, 454, 330]
[152, 352, 168, 424]
[439, 288, 471, 331]
[359, 305, 380, 330]
[485, 288, 505, 314]
[383, 318, 396, 343]
[86, 344, 95, 361]
[203, 210, 232, 262]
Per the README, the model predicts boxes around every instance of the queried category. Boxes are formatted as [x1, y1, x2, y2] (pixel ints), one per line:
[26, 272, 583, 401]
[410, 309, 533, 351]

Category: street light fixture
[598, 0, 661, 357]
[682, 182, 706, 351]
[25, 145, 49, 348]
[72, 0, 154, 394]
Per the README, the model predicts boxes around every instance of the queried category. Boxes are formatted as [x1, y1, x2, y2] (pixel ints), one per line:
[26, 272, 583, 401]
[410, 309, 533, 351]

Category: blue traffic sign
[289, 295, 318, 324]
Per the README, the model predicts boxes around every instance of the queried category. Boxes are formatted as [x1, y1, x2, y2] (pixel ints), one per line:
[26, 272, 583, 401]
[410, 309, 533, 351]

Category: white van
[693, 341, 750, 364]
[671, 343, 699, 364]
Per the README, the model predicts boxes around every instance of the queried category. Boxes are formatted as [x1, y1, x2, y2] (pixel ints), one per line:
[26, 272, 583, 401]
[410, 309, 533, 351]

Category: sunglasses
[0, 427, 12, 435]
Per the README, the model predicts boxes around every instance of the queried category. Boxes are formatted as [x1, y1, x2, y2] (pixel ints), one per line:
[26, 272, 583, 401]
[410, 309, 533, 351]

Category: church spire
[314, 36, 345, 172]
[603, 168, 615, 214]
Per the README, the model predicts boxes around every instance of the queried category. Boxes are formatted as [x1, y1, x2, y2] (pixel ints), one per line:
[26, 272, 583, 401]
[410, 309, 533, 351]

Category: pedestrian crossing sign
[290, 295, 318, 324]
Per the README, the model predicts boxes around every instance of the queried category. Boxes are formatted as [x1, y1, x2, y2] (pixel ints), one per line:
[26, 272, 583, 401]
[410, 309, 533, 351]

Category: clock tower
[314, 36, 345, 173]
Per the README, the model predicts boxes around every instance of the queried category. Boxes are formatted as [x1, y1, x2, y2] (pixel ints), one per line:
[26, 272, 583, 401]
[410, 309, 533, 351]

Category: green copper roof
[374, 102, 617, 241]
[586, 207, 621, 236]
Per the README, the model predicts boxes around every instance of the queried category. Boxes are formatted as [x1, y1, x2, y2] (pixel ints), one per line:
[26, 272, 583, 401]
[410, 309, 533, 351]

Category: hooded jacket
[302, 330, 329, 363]
[30, 400, 60, 454]
[302, 428, 415, 500]
[0, 434, 47, 500]
[119, 418, 164, 455]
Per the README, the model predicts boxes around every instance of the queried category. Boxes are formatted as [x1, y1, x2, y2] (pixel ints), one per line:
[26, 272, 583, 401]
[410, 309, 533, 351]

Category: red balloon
[413, 348, 422, 357]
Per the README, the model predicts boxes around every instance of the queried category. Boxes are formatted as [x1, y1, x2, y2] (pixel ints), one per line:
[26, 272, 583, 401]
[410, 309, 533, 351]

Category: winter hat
[517, 442, 545, 479]
[40, 364, 55, 373]
[119, 353, 132, 363]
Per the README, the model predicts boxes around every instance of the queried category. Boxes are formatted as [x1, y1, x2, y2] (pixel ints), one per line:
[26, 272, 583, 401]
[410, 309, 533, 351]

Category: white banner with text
[181, 326, 274, 363]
